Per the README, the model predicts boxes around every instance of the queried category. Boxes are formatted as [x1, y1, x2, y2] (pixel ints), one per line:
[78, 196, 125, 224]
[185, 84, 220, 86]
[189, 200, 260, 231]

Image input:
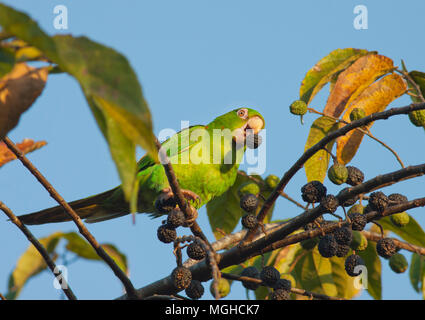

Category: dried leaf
[300, 48, 370, 105]
[0, 63, 48, 140]
[0, 138, 47, 167]
[324, 54, 394, 118]
[336, 74, 407, 164]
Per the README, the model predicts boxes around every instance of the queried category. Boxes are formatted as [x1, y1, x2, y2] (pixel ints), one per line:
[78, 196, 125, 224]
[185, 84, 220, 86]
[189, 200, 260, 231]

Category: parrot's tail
[18, 187, 127, 225]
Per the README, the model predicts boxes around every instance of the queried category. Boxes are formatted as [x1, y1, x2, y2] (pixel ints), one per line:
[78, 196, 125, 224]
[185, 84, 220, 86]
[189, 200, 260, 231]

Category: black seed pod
[240, 266, 260, 290]
[318, 234, 338, 258]
[270, 288, 290, 300]
[273, 278, 292, 291]
[376, 238, 397, 259]
[260, 266, 281, 287]
[388, 193, 408, 205]
[345, 254, 365, 277]
[155, 196, 176, 214]
[349, 212, 367, 231]
[301, 181, 327, 203]
[333, 226, 353, 246]
[167, 209, 185, 228]
[240, 194, 259, 213]
[368, 191, 389, 213]
[320, 194, 339, 213]
[346, 166, 364, 186]
[241, 214, 258, 229]
[246, 133, 262, 149]
[301, 237, 319, 250]
[187, 241, 206, 261]
[171, 266, 192, 290]
[157, 224, 177, 243]
[185, 280, 204, 299]
[335, 244, 351, 258]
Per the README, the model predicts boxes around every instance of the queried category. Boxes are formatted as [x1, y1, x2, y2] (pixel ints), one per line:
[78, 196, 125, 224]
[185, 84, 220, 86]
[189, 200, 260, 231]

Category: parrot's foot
[155, 188, 201, 222]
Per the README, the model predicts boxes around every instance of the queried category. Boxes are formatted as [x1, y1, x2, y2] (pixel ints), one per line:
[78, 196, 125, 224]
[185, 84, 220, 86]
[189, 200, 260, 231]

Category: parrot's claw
[155, 188, 201, 216]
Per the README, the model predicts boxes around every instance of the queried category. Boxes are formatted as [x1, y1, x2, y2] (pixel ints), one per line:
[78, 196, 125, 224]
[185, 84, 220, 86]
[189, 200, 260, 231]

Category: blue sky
[1, 0, 425, 300]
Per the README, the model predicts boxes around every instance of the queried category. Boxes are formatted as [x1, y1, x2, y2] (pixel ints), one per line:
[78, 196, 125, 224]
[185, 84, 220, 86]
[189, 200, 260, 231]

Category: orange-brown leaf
[0, 138, 47, 167]
[324, 54, 394, 118]
[336, 73, 407, 164]
[0, 63, 48, 140]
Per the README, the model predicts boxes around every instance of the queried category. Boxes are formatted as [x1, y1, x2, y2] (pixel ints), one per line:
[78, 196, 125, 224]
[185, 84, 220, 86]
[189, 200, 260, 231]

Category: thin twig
[238, 170, 307, 210]
[0, 293, 6, 301]
[362, 230, 425, 256]
[309, 108, 405, 168]
[220, 272, 344, 300]
[2, 137, 139, 300]
[0, 201, 77, 300]
[154, 138, 216, 254]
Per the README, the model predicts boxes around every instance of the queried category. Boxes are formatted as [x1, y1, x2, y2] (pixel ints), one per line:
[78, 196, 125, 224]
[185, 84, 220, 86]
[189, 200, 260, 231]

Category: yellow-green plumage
[18, 108, 265, 225]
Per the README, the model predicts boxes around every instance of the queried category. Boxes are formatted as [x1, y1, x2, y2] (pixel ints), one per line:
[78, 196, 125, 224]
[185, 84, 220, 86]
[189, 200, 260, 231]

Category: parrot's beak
[245, 116, 264, 135]
[233, 116, 265, 144]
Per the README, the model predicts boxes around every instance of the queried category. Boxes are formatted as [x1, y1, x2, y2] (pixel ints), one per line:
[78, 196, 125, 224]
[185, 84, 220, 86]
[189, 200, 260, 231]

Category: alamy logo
[53, 265, 68, 290]
[53, 5, 68, 30]
[353, 5, 368, 30]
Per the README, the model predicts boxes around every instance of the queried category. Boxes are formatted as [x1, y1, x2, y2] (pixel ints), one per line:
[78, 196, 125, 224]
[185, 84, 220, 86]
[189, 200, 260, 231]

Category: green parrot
[18, 107, 265, 225]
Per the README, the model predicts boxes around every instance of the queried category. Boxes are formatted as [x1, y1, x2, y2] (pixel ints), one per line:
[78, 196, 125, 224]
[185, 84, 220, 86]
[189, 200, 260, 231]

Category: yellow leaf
[336, 73, 407, 164]
[0, 63, 48, 139]
[324, 54, 394, 118]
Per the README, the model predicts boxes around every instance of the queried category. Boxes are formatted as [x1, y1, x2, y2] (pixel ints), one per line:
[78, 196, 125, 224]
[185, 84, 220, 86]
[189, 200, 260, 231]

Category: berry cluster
[240, 265, 293, 300]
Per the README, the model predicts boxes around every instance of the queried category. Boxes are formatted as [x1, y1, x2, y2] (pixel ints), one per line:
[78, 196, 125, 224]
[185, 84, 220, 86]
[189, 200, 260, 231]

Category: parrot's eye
[237, 108, 248, 119]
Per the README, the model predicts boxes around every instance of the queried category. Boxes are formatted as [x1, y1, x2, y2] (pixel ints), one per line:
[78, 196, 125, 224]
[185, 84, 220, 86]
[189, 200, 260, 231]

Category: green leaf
[409, 253, 424, 294]
[0, 45, 15, 77]
[304, 116, 338, 182]
[328, 255, 361, 299]
[358, 241, 382, 300]
[207, 172, 275, 239]
[379, 215, 425, 248]
[300, 48, 369, 105]
[407, 71, 425, 103]
[6, 232, 63, 300]
[0, 4, 156, 203]
[63, 232, 128, 274]
[292, 248, 339, 297]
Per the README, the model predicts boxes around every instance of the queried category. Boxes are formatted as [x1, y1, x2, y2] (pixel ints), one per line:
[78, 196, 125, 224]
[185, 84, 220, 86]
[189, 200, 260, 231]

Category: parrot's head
[209, 107, 265, 143]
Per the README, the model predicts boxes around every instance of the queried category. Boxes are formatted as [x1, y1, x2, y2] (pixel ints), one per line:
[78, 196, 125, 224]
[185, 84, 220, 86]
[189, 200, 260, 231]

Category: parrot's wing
[137, 125, 206, 172]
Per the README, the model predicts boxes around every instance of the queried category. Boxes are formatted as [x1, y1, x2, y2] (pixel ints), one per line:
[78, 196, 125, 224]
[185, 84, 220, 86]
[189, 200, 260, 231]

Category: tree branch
[2, 137, 139, 299]
[0, 201, 77, 300]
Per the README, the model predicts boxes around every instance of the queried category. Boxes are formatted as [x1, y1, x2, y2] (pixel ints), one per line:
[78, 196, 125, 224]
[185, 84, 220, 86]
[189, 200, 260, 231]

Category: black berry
[240, 194, 259, 213]
[270, 288, 290, 300]
[157, 224, 177, 243]
[242, 214, 258, 229]
[376, 238, 397, 259]
[185, 280, 204, 299]
[187, 241, 206, 261]
[171, 266, 192, 290]
[167, 209, 185, 228]
[301, 181, 327, 203]
[260, 266, 281, 287]
[346, 166, 364, 186]
[368, 191, 389, 213]
[318, 234, 338, 258]
[320, 194, 339, 213]
[273, 278, 292, 291]
[240, 267, 260, 290]
[349, 212, 367, 231]
[333, 226, 353, 246]
[336, 244, 351, 258]
[345, 254, 365, 277]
